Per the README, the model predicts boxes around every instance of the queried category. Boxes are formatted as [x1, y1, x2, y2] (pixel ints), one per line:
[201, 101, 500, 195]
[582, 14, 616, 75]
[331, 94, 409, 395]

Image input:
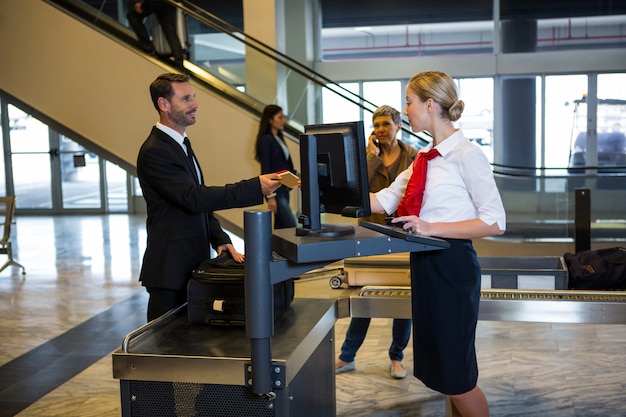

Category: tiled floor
[0, 214, 624, 417]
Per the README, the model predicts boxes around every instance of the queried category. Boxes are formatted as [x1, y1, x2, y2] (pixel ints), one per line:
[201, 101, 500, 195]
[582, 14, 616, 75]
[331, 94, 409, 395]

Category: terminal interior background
[0, 0, 625, 416]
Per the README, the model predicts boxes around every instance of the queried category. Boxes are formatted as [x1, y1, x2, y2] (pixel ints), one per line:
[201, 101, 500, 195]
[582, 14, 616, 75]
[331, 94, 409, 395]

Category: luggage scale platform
[113, 298, 337, 417]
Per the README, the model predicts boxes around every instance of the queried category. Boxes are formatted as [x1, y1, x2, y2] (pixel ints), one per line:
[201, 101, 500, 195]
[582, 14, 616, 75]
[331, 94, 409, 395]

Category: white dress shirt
[375, 129, 506, 231]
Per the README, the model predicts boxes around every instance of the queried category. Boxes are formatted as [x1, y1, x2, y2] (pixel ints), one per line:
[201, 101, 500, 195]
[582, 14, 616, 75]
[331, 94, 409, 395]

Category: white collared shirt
[156, 122, 187, 154]
[375, 130, 506, 230]
[274, 134, 290, 160]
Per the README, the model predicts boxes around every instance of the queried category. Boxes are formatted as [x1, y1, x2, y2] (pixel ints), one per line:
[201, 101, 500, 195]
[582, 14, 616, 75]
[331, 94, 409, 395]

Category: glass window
[322, 83, 361, 123]
[106, 161, 128, 212]
[455, 77, 494, 161]
[596, 73, 626, 170]
[599, 74, 626, 101]
[320, 0, 494, 60]
[60, 136, 102, 209]
[543, 75, 587, 170]
[534, 15, 626, 53]
[500, 2, 626, 54]
[9, 106, 53, 209]
[362, 81, 402, 133]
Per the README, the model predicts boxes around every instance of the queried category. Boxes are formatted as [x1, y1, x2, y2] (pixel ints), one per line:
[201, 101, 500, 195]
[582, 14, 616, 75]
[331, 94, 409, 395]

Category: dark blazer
[257, 133, 294, 174]
[137, 127, 263, 290]
[257, 133, 295, 196]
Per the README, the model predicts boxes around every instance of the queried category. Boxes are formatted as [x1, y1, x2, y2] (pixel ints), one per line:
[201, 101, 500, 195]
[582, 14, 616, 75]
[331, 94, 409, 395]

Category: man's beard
[171, 110, 196, 127]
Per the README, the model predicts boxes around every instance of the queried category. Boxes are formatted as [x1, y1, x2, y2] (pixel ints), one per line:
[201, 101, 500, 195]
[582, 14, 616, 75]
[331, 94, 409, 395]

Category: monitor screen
[297, 120, 371, 237]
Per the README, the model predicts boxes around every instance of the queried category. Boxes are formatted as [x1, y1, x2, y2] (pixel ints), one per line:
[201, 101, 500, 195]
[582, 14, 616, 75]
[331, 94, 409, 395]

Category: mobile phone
[371, 131, 379, 148]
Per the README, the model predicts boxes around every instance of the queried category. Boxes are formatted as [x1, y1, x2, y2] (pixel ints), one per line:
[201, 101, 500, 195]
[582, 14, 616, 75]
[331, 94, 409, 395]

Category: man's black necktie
[183, 137, 201, 184]
[183, 137, 195, 161]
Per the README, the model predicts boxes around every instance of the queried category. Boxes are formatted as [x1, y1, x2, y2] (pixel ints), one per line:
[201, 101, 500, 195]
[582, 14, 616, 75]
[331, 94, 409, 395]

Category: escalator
[0, 0, 265, 228]
[0, 0, 426, 229]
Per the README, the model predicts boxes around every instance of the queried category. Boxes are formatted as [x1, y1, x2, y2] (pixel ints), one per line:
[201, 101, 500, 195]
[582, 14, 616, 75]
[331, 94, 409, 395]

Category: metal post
[575, 188, 591, 253]
[244, 210, 274, 395]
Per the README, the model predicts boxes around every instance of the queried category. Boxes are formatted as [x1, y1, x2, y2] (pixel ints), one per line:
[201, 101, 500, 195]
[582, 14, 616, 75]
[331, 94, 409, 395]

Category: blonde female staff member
[371, 71, 506, 417]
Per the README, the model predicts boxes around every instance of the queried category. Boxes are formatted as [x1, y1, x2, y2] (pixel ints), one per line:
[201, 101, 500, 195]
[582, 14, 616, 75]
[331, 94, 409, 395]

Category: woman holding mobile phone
[335, 105, 419, 379]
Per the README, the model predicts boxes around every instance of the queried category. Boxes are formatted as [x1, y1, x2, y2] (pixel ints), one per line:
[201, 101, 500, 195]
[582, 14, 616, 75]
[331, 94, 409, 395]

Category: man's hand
[259, 173, 281, 196]
[216, 243, 244, 263]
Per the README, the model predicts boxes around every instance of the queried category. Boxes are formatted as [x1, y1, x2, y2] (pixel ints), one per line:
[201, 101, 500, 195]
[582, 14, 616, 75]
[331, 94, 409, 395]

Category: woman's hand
[368, 132, 380, 156]
[394, 216, 504, 240]
[217, 243, 244, 263]
[393, 215, 432, 236]
[267, 197, 277, 213]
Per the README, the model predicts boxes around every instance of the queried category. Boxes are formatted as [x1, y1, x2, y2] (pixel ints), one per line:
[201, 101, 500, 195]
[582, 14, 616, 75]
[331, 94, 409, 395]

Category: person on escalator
[127, 1, 185, 67]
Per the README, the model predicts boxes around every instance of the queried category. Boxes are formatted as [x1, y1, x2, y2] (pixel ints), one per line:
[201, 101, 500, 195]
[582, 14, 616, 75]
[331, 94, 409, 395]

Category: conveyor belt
[349, 286, 626, 324]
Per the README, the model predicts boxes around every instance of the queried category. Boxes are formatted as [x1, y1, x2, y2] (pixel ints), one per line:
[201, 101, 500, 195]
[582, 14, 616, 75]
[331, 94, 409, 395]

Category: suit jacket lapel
[153, 128, 199, 183]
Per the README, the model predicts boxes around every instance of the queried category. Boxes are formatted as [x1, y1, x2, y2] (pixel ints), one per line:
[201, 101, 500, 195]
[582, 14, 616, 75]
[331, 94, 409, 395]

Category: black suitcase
[564, 247, 626, 290]
[187, 253, 294, 325]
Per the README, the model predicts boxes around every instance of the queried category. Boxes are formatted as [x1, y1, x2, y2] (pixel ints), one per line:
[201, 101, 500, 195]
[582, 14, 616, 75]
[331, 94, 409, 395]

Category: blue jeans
[338, 317, 411, 362]
[273, 190, 296, 229]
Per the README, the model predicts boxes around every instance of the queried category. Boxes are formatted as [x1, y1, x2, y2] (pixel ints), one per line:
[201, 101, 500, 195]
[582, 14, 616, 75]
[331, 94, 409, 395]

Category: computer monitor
[297, 120, 371, 237]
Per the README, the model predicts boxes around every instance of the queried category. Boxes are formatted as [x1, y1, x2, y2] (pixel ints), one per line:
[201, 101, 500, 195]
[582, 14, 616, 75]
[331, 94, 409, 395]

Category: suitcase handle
[211, 298, 243, 312]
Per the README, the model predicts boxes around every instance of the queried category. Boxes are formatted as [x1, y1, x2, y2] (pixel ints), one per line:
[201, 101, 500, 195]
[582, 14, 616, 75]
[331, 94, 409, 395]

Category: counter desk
[112, 210, 449, 417]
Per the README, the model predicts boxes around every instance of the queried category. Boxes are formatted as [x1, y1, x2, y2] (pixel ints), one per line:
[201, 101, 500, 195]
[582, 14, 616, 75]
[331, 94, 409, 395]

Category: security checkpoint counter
[113, 211, 450, 417]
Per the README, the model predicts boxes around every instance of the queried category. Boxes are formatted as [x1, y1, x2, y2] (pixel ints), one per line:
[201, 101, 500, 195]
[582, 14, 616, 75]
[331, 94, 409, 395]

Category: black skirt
[410, 239, 481, 395]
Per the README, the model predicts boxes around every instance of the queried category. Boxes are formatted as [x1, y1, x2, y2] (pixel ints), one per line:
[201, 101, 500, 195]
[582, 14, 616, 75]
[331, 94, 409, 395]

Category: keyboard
[360, 221, 450, 248]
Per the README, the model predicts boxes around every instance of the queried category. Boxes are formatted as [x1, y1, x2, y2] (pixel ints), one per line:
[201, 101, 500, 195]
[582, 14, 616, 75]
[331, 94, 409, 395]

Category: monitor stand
[295, 223, 355, 237]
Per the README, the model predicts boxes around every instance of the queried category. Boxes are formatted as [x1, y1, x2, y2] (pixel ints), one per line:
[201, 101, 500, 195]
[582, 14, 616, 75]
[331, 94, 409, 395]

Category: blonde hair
[407, 71, 464, 122]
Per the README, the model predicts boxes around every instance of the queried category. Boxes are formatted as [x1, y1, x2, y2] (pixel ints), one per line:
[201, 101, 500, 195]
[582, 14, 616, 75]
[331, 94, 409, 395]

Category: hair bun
[448, 100, 465, 122]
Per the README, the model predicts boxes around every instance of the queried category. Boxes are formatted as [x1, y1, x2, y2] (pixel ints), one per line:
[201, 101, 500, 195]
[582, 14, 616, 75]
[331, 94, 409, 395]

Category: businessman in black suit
[137, 72, 281, 321]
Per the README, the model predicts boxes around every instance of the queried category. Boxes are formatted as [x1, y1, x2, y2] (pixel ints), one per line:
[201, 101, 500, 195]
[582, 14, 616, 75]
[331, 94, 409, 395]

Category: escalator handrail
[46, 0, 428, 146]
[167, 0, 428, 146]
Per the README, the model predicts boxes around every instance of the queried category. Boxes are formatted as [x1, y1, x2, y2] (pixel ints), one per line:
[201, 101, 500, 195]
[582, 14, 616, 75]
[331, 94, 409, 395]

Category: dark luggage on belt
[563, 247, 626, 290]
[187, 252, 294, 325]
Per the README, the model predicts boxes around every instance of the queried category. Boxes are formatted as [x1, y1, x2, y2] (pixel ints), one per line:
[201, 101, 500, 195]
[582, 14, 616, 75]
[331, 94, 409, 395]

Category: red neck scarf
[396, 148, 441, 217]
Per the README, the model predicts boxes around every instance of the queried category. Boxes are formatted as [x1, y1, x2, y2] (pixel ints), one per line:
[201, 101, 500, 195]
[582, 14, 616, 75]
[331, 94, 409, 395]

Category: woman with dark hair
[255, 105, 297, 229]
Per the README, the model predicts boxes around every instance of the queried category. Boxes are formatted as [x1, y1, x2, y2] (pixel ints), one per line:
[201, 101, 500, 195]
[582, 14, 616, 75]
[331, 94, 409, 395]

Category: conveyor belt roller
[350, 286, 626, 324]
